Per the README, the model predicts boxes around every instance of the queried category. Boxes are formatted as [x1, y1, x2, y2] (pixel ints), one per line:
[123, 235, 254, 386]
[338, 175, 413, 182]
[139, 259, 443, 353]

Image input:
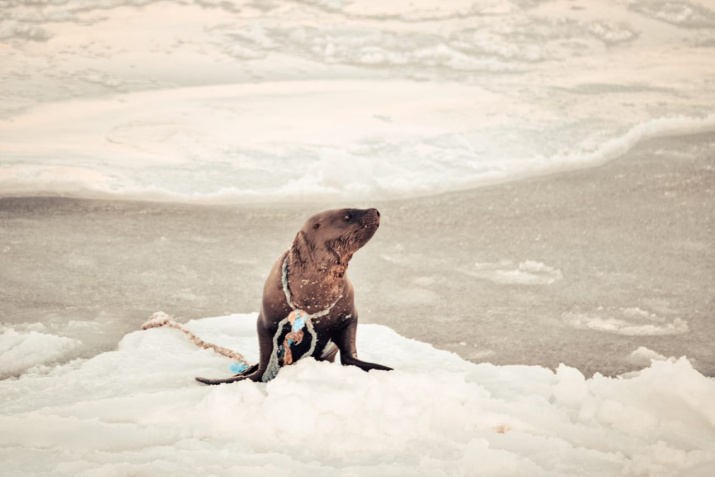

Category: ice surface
[1, 314, 713, 476]
[1, 0, 714, 202]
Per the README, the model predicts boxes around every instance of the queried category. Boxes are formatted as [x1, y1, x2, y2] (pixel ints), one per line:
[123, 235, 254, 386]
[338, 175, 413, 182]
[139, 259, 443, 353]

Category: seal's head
[290, 208, 380, 275]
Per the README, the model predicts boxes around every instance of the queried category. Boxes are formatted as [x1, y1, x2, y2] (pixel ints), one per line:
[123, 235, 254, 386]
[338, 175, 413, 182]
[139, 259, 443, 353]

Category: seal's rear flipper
[238, 362, 259, 376]
[195, 374, 249, 385]
[195, 362, 260, 385]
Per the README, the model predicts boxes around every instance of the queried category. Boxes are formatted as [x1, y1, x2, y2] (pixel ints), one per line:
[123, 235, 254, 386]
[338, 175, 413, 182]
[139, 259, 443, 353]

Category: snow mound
[0, 329, 81, 378]
[1, 314, 714, 476]
[627, 346, 668, 367]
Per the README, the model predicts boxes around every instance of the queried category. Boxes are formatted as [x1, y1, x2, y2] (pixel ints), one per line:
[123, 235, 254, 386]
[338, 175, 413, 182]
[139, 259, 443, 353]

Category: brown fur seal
[196, 208, 392, 385]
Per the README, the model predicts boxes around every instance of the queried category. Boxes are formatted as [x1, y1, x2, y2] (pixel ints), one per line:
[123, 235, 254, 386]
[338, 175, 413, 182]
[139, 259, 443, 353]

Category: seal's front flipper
[341, 354, 393, 372]
[336, 319, 392, 372]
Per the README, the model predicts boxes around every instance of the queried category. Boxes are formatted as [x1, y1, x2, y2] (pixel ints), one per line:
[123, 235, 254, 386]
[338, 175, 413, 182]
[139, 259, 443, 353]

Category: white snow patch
[630, 0, 715, 28]
[1, 313, 714, 476]
[562, 307, 689, 336]
[588, 21, 638, 44]
[0, 19, 50, 41]
[627, 346, 668, 367]
[461, 260, 563, 285]
[0, 329, 81, 378]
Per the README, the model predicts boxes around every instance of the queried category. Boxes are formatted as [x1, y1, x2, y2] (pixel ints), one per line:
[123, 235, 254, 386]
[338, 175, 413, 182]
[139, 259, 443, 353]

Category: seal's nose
[362, 208, 380, 227]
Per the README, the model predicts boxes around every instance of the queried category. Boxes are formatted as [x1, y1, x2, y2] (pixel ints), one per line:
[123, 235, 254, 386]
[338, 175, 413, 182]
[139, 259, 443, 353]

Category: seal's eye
[313, 223, 320, 229]
[343, 213, 352, 221]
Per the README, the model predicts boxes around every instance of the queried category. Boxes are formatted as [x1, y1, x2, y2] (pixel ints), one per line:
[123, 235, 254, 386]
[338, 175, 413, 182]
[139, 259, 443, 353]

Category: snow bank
[0, 328, 81, 378]
[1, 314, 713, 476]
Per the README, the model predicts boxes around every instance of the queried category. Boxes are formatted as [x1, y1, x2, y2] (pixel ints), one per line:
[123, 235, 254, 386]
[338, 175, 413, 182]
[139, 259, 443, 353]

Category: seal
[196, 208, 392, 385]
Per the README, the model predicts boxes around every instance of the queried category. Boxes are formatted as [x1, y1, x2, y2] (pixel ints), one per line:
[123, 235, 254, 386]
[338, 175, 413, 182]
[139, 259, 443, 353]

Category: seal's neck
[328, 254, 352, 278]
[285, 250, 346, 313]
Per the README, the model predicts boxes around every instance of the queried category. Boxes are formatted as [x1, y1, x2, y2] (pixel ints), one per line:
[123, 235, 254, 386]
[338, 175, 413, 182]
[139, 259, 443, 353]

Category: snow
[0, 328, 80, 378]
[627, 347, 668, 367]
[1, 314, 714, 476]
[1, 0, 715, 202]
[629, 0, 715, 28]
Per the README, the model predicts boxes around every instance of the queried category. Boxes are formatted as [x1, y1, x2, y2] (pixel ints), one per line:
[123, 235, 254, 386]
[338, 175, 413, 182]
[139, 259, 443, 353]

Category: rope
[281, 253, 294, 310]
[261, 254, 338, 382]
[142, 253, 340, 383]
[142, 311, 249, 367]
[263, 311, 319, 383]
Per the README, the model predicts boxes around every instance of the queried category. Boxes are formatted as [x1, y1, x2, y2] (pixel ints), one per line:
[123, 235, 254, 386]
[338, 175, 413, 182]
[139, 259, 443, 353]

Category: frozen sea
[1, 0, 714, 475]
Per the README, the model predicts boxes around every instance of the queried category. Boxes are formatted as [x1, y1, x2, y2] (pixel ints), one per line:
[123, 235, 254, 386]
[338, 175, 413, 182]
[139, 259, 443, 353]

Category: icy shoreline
[1, 314, 714, 477]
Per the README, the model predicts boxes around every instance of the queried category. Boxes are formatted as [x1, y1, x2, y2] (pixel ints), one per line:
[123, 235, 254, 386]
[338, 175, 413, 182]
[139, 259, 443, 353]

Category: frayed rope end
[142, 311, 173, 330]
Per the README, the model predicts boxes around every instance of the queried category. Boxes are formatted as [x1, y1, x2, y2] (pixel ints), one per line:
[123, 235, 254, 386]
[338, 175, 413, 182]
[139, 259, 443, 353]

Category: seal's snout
[362, 208, 380, 228]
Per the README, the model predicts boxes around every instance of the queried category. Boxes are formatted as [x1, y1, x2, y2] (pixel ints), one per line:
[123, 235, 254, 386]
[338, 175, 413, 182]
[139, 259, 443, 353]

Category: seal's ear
[290, 231, 316, 267]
